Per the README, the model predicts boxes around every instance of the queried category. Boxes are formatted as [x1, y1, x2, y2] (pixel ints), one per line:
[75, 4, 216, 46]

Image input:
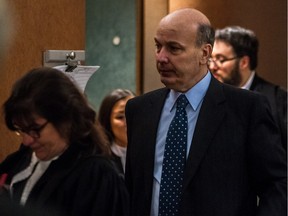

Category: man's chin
[160, 76, 172, 84]
[160, 77, 176, 88]
[212, 73, 223, 82]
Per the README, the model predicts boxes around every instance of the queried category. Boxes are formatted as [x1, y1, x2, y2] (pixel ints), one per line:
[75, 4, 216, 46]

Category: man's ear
[200, 44, 212, 65]
[239, 55, 250, 69]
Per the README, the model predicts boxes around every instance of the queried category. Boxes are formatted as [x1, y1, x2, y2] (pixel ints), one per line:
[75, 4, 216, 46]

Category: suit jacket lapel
[250, 73, 262, 91]
[144, 88, 169, 159]
[137, 88, 169, 203]
[183, 78, 226, 189]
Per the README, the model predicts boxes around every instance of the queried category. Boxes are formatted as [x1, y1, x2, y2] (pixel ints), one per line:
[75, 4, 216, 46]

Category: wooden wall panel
[142, 0, 168, 92]
[0, 0, 85, 161]
[85, 0, 137, 111]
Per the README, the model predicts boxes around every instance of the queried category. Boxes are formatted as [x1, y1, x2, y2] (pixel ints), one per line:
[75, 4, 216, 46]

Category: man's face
[154, 20, 207, 92]
[209, 40, 242, 87]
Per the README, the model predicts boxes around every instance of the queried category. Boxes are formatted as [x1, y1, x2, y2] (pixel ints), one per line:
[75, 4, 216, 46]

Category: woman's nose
[21, 133, 35, 146]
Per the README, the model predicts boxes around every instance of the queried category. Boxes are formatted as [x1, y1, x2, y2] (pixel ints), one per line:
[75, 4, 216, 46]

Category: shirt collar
[111, 142, 127, 157]
[241, 71, 255, 90]
[169, 72, 211, 111]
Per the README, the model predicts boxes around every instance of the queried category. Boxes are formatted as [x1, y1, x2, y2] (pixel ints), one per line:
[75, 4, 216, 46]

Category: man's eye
[169, 46, 181, 53]
[218, 59, 226, 63]
[155, 44, 161, 51]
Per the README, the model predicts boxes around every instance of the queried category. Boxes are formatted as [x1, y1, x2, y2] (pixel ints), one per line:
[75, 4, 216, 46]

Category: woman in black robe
[0, 67, 129, 216]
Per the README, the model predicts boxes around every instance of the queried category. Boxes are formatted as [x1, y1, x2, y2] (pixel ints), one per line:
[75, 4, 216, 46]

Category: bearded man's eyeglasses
[208, 56, 238, 68]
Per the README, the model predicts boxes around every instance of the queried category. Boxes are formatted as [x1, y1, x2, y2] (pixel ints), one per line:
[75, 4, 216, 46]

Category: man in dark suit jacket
[125, 8, 287, 216]
[209, 26, 287, 150]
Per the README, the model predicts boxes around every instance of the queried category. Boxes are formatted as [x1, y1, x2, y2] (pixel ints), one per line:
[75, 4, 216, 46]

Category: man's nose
[208, 60, 219, 72]
[156, 48, 169, 63]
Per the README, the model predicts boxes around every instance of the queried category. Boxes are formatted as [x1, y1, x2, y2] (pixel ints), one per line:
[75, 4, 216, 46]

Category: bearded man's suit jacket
[125, 75, 287, 216]
[250, 73, 287, 150]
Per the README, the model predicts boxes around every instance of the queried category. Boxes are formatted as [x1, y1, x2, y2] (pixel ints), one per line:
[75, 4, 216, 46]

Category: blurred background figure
[0, 1, 28, 216]
[208, 26, 287, 150]
[98, 89, 135, 176]
[0, 67, 129, 216]
[0, 0, 13, 63]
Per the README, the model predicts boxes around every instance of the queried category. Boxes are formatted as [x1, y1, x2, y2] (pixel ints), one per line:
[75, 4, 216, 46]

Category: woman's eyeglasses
[14, 121, 49, 139]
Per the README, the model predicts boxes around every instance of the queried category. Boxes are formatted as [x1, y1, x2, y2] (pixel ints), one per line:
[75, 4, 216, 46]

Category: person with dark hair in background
[0, 67, 129, 216]
[208, 26, 287, 150]
[98, 89, 135, 176]
[125, 8, 287, 216]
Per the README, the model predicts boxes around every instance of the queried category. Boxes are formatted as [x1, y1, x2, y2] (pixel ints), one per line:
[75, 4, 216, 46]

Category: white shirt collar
[241, 71, 255, 90]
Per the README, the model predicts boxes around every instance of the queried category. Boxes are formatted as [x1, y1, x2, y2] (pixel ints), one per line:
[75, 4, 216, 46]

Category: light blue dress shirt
[150, 72, 211, 216]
